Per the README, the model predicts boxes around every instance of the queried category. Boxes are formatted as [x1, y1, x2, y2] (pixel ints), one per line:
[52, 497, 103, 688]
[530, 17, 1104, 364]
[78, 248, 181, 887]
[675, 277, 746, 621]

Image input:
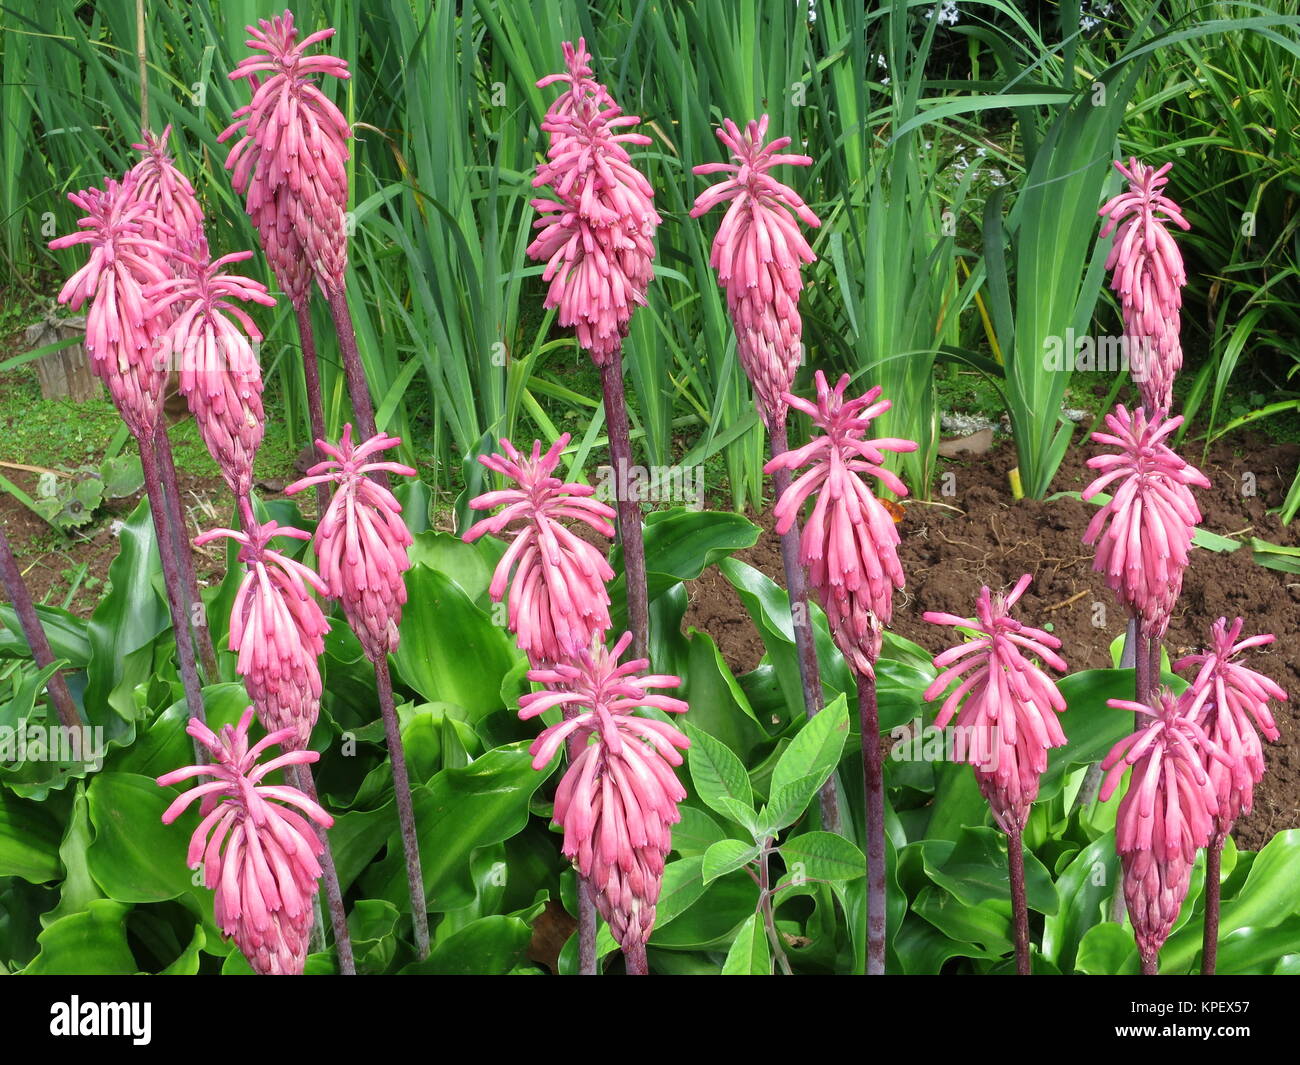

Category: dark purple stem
[623, 939, 648, 976]
[858, 672, 886, 974]
[291, 763, 356, 975]
[1008, 824, 1031, 974]
[599, 351, 648, 660]
[0, 524, 80, 729]
[154, 426, 218, 683]
[294, 302, 330, 517]
[323, 286, 378, 441]
[1141, 951, 1159, 975]
[1202, 831, 1224, 976]
[139, 441, 206, 731]
[374, 654, 429, 958]
[769, 422, 839, 835]
[563, 714, 598, 975]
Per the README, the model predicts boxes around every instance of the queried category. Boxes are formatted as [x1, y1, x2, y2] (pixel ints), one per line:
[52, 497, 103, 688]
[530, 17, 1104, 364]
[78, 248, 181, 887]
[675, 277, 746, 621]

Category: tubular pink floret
[691, 115, 821, 428]
[285, 425, 416, 660]
[156, 706, 332, 975]
[219, 8, 351, 296]
[921, 574, 1068, 833]
[1101, 689, 1229, 963]
[527, 38, 659, 366]
[1081, 404, 1210, 639]
[463, 433, 616, 666]
[196, 520, 330, 750]
[1097, 157, 1190, 413]
[765, 371, 916, 675]
[1174, 617, 1287, 831]
[519, 633, 688, 950]
[130, 125, 207, 257]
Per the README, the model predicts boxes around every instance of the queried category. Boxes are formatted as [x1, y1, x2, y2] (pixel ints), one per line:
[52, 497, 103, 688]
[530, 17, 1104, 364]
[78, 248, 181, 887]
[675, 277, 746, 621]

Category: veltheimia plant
[528, 38, 658, 662]
[691, 115, 833, 828]
[922, 575, 1068, 975]
[767, 370, 915, 974]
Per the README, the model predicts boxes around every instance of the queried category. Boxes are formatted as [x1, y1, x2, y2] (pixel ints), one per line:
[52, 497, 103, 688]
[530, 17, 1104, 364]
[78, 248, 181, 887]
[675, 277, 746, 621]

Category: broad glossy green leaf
[407, 914, 532, 975]
[893, 915, 1003, 974]
[392, 565, 520, 720]
[684, 722, 756, 829]
[678, 630, 766, 760]
[407, 530, 494, 606]
[159, 924, 205, 975]
[1075, 921, 1140, 975]
[778, 831, 866, 883]
[671, 806, 727, 857]
[87, 771, 193, 903]
[360, 741, 555, 913]
[0, 602, 91, 667]
[84, 499, 168, 727]
[702, 839, 759, 884]
[912, 885, 1013, 954]
[0, 789, 61, 882]
[44, 783, 103, 925]
[921, 827, 1057, 915]
[764, 694, 849, 832]
[634, 508, 761, 584]
[348, 898, 401, 974]
[23, 899, 136, 975]
[720, 912, 770, 975]
[1041, 832, 1118, 972]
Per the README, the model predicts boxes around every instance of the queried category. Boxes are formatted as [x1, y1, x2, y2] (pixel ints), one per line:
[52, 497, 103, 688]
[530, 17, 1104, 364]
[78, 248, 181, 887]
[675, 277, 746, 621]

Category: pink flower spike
[148, 252, 275, 497]
[195, 520, 330, 750]
[156, 706, 332, 975]
[527, 38, 660, 366]
[1100, 689, 1228, 966]
[1081, 404, 1210, 639]
[1174, 617, 1287, 831]
[50, 173, 172, 439]
[518, 634, 688, 950]
[463, 434, 616, 666]
[1098, 157, 1190, 413]
[220, 9, 352, 295]
[921, 574, 1068, 833]
[765, 371, 916, 675]
[691, 115, 821, 428]
[130, 125, 207, 257]
[285, 425, 417, 660]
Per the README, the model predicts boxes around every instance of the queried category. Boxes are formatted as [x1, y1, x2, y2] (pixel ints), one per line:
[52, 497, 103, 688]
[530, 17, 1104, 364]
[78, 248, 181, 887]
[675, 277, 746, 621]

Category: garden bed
[686, 431, 1300, 851]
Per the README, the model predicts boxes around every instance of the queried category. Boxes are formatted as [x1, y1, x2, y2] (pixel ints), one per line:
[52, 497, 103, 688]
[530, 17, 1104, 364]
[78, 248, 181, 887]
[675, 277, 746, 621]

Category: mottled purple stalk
[375, 654, 429, 958]
[769, 422, 838, 834]
[599, 352, 648, 660]
[1202, 832, 1224, 975]
[291, 762, 356, 975]
[858, 676, 886, 974]
[324, 287, 378, 442]
[0, 524, 80, 729]
[1008, 825, 1030, 974]
[139, 444, 207, 744]
[295, 303, 330, 516]
[155, 426, 219, 682]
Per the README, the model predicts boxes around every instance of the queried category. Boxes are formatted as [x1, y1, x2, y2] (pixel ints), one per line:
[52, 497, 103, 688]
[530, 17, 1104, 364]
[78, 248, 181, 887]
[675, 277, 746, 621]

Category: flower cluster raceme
[195, 520, 330, 751]
[528, 38, 659, 365]
[286, 426, 417, 661]
[519, 633, 689, 950]
[130, 125, 207, 256]
[157, 708, 332, 975]
[691, 115, 821, 428]
[464, 433, 616, 666]
[1081, 405, 1210, 639]
[766, 371, 917, 675]
[1101, 690, 1230, 966]
[149, 251, 275, 497]
[922, 575, 1068, 833]
[1098, 158, 1190, 414]
[49, 173, 172, 439]
[220, 9, 352, 298]
[1176, 617, 1287, 833]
